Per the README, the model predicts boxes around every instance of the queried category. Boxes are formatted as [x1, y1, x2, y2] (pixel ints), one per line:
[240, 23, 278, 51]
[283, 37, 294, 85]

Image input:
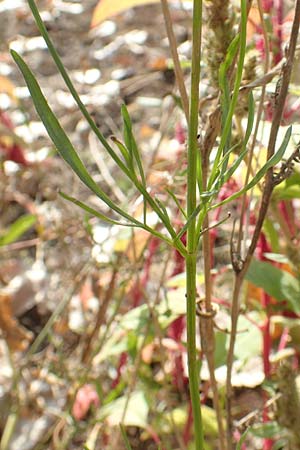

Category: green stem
[186, 253, 204, 449]
[186, 0, 204, 448]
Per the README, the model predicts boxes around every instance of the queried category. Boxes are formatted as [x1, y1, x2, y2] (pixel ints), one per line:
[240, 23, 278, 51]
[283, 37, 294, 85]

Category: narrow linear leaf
[236, 428, 249, 450]
[11, 50, 141, 227]
[59, 192, 139, 227]
[212, 126, 292, 209]
[166, 188, 187, 219]
[209, 0, 247, 189]
[26, 0, 131, 178]
[155, 198, 172, 228]
[110, 136, 132, 168]
[215, 91, 255, 190]
[119, 424, 134, 450]
[0, 214, 37, 246]
[121, 104, 147, 223]
[121, 105, 146, 185]
[175, 202, 203, 241]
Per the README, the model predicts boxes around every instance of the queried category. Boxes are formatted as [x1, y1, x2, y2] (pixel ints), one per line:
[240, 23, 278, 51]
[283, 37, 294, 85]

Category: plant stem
[160, 0, 189, 123]
[201, 154, 226, 449]
[226, 1, 300, 446]
[186, 253, 204, 450]
[186, 0, 204, 448]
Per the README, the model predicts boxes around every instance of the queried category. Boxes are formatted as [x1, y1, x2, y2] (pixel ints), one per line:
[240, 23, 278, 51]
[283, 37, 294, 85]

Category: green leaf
[233, 313, 262, 361]
[212, 126, 292, 209]
[110, 136, 132, 167]
[273, 184, 300, 200]
[166, 188, 187, 219]
[120, 424, 134, 450]
[11, 50, 141, 228]
[263, 218, 280, 253]
[215, 91, 255, 190]
[0, 214, 36, 246]
[121, 104, 147, 221]
[26, 0, 132, 178]
[209, 0, 247, 188]
[99, 391, 149, 428]
[236, 428, 249, 450]
[59, 191, 140, 228]
[246, 259, 300, 313]
[263, 253, 289, 264]
[249, 421, 282, 438]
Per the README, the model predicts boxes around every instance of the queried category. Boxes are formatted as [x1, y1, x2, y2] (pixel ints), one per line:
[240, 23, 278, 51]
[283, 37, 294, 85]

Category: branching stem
[226, 1, 300, 447]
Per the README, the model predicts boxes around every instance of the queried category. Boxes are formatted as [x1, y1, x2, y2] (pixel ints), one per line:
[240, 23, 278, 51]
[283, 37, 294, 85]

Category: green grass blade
[121, 104, 147, 222]
[236, 428, 249, 450]
[208, 0, 247, 189]
[0, 214, 36, 246]
[11, 50, 140, 226]
[110, 136, 133, 168]
[59, 192, 142, 227]
[155, 197, 172, 228]
[119, 425, 133, 450]
[215, 91, 255, 190]
[166, 188, 187, 219]
[175, 203, 203, 242]
[59, 193, 175, 248]
[211, 126, 292, 209]
[121, 104, 146, 185]
[26, 0, 133, 179]
[218, 35, 239, 170]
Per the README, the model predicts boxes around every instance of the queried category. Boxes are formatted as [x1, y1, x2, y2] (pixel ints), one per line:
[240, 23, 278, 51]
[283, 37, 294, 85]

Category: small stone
[111, 67, 135, 81]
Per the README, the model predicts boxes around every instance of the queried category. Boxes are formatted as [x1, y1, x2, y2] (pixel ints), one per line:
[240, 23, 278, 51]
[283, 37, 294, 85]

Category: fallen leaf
[0, 293, 33, 351]
[0, 75, 16, 99]
[91, 0, 161, 27]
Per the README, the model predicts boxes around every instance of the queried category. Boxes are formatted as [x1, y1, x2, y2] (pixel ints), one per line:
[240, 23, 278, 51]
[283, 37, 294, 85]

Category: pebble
[72, 68, 101, 85]
[111, 67, 135, 81]
[52, 0, 84, 14]
[91, 20, 117, 38]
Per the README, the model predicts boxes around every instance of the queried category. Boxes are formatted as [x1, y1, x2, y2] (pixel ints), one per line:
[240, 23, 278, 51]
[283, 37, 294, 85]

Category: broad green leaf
[263, 218, 280, 253]
[263, 253, 289, 264]
[159, 405, 219, 438]
[214, 331, 227, 368]
[249, 421, 283, 438]
[246, 259, 300, 313]
[98, 391, 149, 428]
[0, 214, 36, 246]
[11, 50, 142, 228]
[273, 184, 300, 200]
[233, 313, 262, 361]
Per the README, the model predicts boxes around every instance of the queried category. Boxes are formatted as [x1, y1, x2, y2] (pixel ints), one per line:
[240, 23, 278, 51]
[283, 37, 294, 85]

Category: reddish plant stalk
[258, 233, 273, 449]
